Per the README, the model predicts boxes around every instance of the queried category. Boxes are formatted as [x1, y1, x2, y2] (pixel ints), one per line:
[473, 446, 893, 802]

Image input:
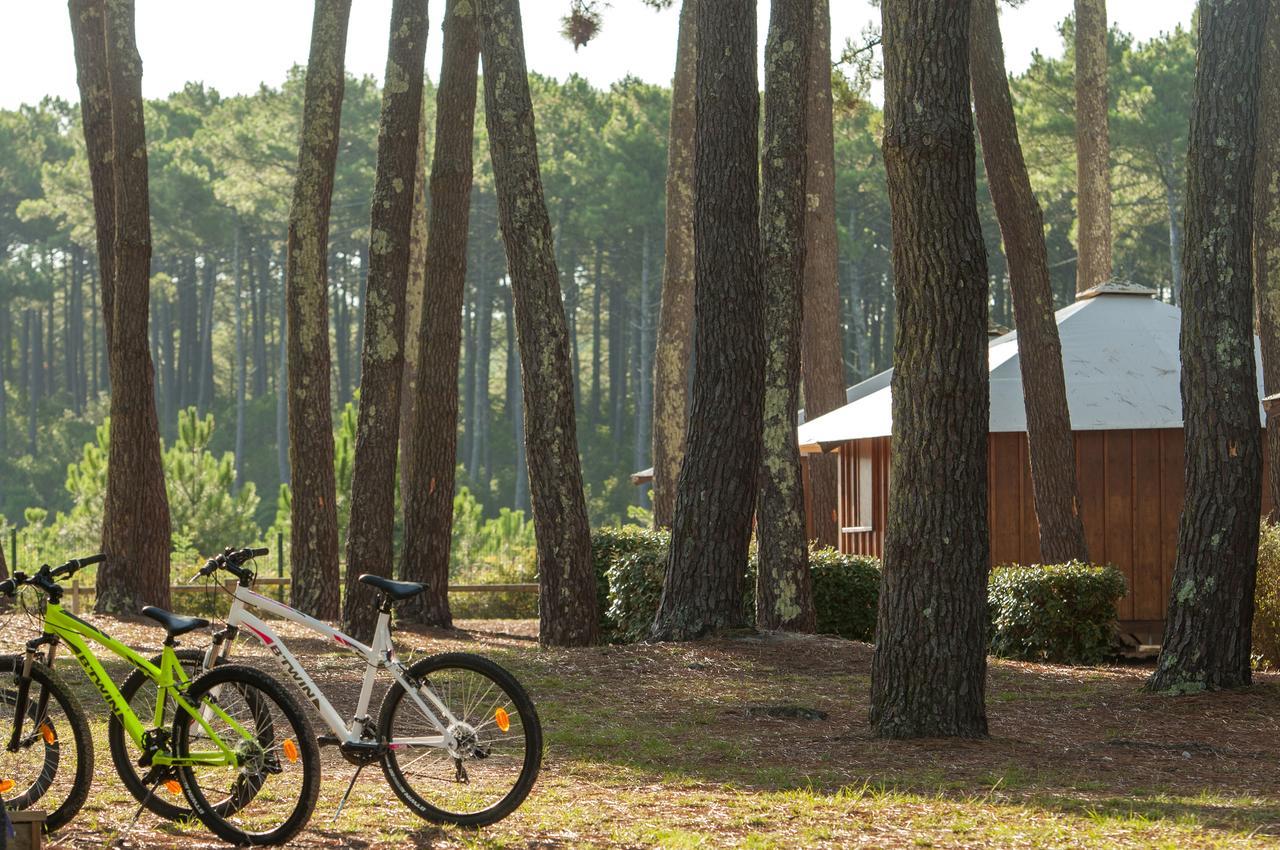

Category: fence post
[276, 531, 285, 601]
[9, 528, 15, 571]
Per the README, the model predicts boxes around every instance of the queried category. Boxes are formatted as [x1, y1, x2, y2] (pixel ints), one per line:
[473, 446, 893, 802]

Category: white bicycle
[108, 546, 542, 828]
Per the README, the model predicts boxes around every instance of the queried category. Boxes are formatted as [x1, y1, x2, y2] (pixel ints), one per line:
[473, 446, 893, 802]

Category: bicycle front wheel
[378, 652, 542, 827]
[172, 663, 319, 846]
[0, 655, 93, 832]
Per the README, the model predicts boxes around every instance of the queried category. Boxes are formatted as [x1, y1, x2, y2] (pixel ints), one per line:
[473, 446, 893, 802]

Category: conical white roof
[797, 284, 1266, 452]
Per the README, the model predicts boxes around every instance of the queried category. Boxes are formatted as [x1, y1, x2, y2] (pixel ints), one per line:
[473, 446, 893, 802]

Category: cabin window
[842, 440, 874, 533]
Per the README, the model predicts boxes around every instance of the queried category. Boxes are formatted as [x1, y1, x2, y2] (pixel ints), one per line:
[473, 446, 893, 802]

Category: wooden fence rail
[64, 577, 539, 616]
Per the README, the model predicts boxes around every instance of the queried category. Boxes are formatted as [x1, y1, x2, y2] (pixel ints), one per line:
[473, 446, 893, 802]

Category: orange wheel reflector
[283, 738, 299, 763]
[164, 779, 182, 795]
[40, 723, 56, 745]
[0, 780, 13, 793]
[495, 707, 511, 733]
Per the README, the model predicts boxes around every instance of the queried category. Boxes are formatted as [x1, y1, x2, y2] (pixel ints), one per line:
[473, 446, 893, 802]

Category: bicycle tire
[173, 663, 320, 846]
[0, 655, 94, 832]
[106, 647, 205, 821]
[378, 652, 542, 827]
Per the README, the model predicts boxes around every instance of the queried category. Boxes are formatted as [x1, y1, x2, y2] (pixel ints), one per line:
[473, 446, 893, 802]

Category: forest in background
[0, 18, 1194, 560]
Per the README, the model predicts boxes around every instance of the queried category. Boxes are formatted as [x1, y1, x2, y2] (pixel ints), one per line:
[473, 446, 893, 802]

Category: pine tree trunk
[634, 225, 654, 502]
[276, 246, 290, 486]
[590, 241, 604, 427]
[651, 0, 697, 529]
[234, 224, 246, 489]
[800, 0, 846, 549]
[197, 258, 216, 413]
[94, 0, 173, 614]
[400, 0, 479, 628]
[398, 106, 431, 503]
[69, 0, 116, 358]
[871, 0, 989, 739]
[1256, 1, 1280, 519]
[468, 273, 494, 482]
[285, 0, 352, 619]
[478, 0, 598, 646]
[1150, 0, 1265, 693]
[1074, 0, 1111, 293]
[342, 0, 429, 641]
[970, 0, 1088, 564]
[651, 0, 762, 642]
[757, 0, 815, 634]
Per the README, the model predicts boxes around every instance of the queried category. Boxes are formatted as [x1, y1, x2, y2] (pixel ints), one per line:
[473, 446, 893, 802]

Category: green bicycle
[0, 555, 320, 845]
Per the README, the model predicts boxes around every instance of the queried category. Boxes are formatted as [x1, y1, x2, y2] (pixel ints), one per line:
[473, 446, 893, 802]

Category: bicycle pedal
[317, 733, 341, 747]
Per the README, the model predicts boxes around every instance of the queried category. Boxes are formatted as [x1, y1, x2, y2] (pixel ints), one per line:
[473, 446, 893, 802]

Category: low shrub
[591, 525, 670, 640]
[987, 561, 1127, 664]
[1254, 522, 1280, 669]
[809, 548, 879, 640]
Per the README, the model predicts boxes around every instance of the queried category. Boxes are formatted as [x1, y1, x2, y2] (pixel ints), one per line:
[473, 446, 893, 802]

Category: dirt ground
[2, 611, 1277, 848]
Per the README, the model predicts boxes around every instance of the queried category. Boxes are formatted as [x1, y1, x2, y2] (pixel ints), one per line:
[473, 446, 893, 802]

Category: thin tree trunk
[1258, 0, 1280, 519]
[634, 226, 654, 505]
[69, 0, 116, 358]
[970, 0, 1088, 564]
[197, 257, 216, 413]
[276, 245, 290, 486]
[800, 0, 846, 549]
[285, 0, 352, 619]
[1074, 0, 1112, 293]
[590, 240, 604, 427]
[651, 0, 762, 642]
[651, 0, 696, 529]
[478, 0, 598, 646]
[233, 223, 247, 489]
[342, 0, 429, 640]
[468, 272, 494, 482]
[871, 0, 989, 739]
[1164, 157, 1185, 305]
[93, 0, 173, 613]
[25, 311, 36, 456]
[399, 105, 431, 503]
[1151, 0, 1265, 693]
[757, 0, 814, 633]
[400, 0, 479, 628]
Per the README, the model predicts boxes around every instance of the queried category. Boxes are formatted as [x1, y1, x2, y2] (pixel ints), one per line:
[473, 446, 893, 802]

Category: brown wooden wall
[830, 429, 1273, 630]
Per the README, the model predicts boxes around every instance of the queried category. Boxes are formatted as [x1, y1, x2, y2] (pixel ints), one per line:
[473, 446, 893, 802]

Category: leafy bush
[591, 524, 670, 641]
[809, 548, 880, 640]
[988, 561, 1127, 664]
[1254, 522, 1280, 669]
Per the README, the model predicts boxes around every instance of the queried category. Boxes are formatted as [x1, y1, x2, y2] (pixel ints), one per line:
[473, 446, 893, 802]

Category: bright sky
[1, 0, 1196, 110]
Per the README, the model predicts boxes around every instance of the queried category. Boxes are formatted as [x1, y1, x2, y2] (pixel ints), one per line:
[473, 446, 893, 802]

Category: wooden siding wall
[832, 429, 1273, 629]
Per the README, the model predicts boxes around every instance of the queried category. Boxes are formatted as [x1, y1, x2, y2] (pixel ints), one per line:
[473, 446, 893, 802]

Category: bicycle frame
[213, 587, 456, 749]
[35, 604, 247, 767]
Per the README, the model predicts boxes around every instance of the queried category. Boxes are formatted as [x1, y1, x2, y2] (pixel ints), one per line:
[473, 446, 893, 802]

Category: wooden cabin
[796, 283, 1271, 641]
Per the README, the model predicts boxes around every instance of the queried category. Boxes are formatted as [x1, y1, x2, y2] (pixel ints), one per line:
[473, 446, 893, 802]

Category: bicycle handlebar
[0, 553, 105, 598]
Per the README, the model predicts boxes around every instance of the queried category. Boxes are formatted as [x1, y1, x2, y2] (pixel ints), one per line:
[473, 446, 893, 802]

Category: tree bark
[757, 0, 815, 633]
[398, 105, 430, 504]
[94, 0, 173, 613]
[1150, 0, 1265, 693]
[285, 0, 352, 619]
[651, 0, 697, 529]
[68, 0, 116, 357]
[970, 0, 1088, 564]
[871, 0, 989, 739]
[1074, 0, 1112, 293]
[478, 0, 598, 646]
[1256, 0, 1280, 519]
[400, 0, 479, 628]
[651, 0, 762, 642]
[342, 0, 429, 641]
[634, 225, 654, 504]
[800, 0, 846, 548]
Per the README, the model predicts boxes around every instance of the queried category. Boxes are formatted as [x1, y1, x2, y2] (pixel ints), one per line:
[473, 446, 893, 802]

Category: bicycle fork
[7, 636, 58, 752]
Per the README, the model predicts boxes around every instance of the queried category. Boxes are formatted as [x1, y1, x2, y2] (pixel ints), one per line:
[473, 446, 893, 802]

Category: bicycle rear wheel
[0, 655, 93, 832]
[378, 652, 542, 827]
[107, 647, 205, 820]
[172, 663, 319, 846]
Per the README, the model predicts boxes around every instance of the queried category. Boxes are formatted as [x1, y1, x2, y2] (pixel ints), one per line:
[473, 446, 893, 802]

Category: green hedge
[591, 528, 878, 643]
[808, 548, 880, 641]
[987, 561, 1127, 664]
